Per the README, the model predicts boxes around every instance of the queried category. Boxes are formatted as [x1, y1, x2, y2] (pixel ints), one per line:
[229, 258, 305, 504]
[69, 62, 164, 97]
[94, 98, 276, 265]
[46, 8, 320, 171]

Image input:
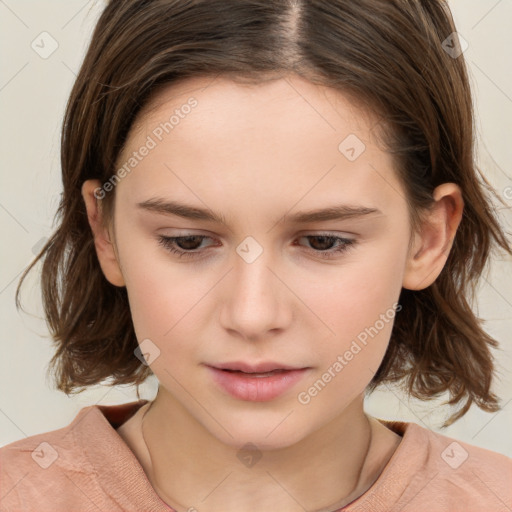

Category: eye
[157, 235, 213, 259]
[295, 234, 356, 259]
[157, 233, 357, 260]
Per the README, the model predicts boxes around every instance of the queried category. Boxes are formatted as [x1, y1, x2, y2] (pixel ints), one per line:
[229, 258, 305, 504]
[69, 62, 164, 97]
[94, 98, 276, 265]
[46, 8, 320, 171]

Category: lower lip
[206, 366, 309, 402]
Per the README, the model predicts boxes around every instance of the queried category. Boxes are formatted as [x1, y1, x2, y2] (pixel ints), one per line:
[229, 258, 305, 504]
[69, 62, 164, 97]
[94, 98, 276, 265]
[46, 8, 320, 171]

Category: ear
[402, 183, 464, 291]
[81, 180, 126, 287]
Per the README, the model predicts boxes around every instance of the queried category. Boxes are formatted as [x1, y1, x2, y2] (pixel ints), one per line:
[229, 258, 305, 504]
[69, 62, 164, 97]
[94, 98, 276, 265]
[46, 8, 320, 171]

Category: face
[87, 75, 425, 450]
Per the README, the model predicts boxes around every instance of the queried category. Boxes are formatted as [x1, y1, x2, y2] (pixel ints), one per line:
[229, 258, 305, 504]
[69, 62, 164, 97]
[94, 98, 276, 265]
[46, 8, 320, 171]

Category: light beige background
[1, 0, 511, 457]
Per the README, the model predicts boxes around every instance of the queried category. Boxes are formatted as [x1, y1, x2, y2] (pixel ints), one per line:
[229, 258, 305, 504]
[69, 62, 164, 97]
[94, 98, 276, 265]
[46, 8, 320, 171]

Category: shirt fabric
[0, 399, 511, 511]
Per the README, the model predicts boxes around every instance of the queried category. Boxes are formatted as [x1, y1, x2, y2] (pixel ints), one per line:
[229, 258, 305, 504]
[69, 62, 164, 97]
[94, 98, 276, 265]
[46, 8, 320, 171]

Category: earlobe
[81, 180, 126, 287]
[402, 183, 464, 291]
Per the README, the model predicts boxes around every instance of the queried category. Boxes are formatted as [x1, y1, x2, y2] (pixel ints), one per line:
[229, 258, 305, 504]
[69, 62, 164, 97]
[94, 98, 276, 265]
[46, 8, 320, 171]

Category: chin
[206, 413, 310, 452]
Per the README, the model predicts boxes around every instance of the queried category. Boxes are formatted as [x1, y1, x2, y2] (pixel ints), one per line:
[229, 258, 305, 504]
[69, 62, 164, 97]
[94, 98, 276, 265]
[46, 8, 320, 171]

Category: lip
[205, 362, 310, 402]
[211, 361, 304, 373]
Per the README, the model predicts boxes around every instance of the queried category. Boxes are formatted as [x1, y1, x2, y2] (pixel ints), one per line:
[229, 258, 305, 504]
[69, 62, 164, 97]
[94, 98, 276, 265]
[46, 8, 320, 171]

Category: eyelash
[157, 233, 357, 260]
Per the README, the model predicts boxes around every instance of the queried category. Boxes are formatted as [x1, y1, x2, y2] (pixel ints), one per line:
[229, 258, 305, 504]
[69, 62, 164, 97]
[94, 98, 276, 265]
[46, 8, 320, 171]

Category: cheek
[304, 245, 404, 335]
[294, 241, 405, 380]
[296, 263, 401, 413]
[120, 247, 218, 377]
[118, 240, 195, 342]
[123, 266, 170, 338]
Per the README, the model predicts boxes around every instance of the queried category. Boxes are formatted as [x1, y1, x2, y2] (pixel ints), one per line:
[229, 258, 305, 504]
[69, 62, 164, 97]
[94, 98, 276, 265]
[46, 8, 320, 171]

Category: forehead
[135, 74, 380, 139]
[115, 75, 404, 223]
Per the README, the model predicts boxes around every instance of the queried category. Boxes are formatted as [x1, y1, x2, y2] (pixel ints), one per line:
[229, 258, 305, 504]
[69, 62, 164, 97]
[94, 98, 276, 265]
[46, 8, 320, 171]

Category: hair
[16, 0, 512, 427]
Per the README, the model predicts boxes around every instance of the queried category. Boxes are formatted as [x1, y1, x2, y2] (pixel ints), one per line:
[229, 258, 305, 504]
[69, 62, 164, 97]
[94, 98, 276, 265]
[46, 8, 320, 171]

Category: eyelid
[156, 231, 358, 261]
[157, 230, 356, 244]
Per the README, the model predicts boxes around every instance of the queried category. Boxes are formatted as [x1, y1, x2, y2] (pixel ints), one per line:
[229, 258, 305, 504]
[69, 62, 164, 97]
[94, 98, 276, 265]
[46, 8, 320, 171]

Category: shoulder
[418, 421, 512, 473]
[425, 425, 511, 501]
[377, 420, 512, 512]
[0, 408, 116, 511]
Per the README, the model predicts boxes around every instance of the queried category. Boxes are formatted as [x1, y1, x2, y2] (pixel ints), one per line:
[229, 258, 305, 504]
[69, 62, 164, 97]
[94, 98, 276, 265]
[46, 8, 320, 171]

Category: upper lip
[208, 361, 308, 373]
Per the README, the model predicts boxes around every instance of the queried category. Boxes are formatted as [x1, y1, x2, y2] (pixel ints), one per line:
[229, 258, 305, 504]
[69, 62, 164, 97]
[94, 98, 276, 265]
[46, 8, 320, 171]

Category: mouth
[210, 361, 308, 373]
[204, 362, 311, 401]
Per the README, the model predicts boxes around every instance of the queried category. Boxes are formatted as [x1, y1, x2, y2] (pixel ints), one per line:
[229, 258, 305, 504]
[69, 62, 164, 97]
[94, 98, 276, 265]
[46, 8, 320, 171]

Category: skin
[81, 74, 464, 512]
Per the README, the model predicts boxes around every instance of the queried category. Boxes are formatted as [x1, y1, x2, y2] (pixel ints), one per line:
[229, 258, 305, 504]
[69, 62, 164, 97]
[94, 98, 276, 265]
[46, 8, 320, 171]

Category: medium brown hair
[16, 0, 512, 426]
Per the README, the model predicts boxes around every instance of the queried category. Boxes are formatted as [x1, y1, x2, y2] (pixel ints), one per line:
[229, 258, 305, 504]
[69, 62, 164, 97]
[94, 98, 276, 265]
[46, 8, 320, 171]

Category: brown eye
[157, 235, 213, 259]
[296, 234, 356, 259]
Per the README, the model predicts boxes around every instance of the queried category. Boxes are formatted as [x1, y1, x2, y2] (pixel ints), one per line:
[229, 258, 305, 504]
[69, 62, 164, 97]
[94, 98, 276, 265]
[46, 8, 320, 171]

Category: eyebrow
[136, 198, 383, 225]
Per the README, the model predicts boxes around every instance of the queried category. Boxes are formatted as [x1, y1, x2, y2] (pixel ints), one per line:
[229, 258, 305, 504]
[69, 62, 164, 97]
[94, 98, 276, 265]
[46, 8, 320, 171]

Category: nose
[219, 242, 291, 342]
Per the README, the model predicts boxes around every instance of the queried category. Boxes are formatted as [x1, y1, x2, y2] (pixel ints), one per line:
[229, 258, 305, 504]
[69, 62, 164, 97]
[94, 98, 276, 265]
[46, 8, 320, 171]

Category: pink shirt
[1, 399, 511, 511]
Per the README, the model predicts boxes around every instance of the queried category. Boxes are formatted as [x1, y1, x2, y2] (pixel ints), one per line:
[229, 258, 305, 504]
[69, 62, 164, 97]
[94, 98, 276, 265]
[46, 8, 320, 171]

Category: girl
[2, 1, 511, 511]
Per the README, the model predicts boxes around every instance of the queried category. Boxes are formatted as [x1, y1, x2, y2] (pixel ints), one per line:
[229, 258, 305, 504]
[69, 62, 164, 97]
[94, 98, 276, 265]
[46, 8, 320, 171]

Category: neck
[138, 392, 385, 512]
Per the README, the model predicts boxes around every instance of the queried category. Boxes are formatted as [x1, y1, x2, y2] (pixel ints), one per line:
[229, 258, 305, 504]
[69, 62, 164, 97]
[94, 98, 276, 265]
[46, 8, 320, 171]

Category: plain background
[1, 0, 511, 457]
